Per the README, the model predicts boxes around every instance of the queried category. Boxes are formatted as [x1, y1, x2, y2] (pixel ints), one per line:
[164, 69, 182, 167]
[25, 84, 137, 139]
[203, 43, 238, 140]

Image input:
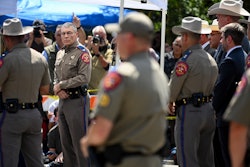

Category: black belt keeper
[19, 103, 38, 109]
[175, 93, 212, 108]
[65, 86, 88, 99]
[65, 87, 81, 99]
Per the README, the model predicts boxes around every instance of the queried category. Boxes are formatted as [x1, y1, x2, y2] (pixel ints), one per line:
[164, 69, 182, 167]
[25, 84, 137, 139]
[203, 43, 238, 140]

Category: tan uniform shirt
[0, 43, 50, 103]
[89, 47, 113, 90]
[54, 42, 92, 89]
[92, 52, 169, 154]
[169, 44, 218, 102]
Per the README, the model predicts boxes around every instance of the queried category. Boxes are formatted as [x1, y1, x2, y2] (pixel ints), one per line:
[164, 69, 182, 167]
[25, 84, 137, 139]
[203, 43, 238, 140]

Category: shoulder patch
[0, 59, 3, 68]
[103, 72, 122, 91]
[175, 61, 188, 77]
[81, 53, 90, 64]
[98, 93, 110, 107]
[246, 54, 250, 69]
[235, 75, 247, 95]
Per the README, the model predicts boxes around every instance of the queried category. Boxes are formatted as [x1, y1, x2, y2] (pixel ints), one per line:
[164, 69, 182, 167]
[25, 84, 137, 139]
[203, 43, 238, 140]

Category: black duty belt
[175, 94, 212, 108]
[4, 102, 38, 109]
[1, 102, 38, 113]
[64, 87, 82, 99]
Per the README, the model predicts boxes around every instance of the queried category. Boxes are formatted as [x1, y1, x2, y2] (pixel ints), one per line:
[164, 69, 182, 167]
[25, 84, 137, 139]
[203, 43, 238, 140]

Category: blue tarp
[0, 0, 132, 32]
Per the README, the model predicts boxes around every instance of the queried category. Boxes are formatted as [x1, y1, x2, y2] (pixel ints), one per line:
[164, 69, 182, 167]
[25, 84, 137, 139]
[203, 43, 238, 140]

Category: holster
[89, 144, 124, 166]
[89, 146, 106, 167]
[5, 98, 19, 113]
[90, 144, 163, 166]
[191, 93, 204, 107]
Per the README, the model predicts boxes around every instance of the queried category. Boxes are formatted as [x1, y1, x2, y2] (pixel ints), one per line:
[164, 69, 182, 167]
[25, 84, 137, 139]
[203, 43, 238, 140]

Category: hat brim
[201, 28, 212, 34]
[208, 8, 250, 17]
[0, 26, 33, 36]
[210, 25, 220, 32]
[238, 19, 250, 24]
[172, 26, 202, 35]
[104, 23, 120, 34]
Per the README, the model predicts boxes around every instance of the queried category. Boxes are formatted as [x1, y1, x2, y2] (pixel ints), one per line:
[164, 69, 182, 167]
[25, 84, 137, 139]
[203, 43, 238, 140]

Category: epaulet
[0, 51, 9, 68]
[180, 50, 192, 62]
[78, 45, 90, 64]
[175, 50, 191, 77]
[77, 45, 87, 52]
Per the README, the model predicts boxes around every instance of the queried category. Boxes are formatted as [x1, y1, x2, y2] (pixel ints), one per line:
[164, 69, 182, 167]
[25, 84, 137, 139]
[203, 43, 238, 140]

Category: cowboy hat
[208, 0, 250, 17]
[0, 18, 33, 36]
[210, 19, 220, 31]
[238, 16, 250, 24]
[172, 16, 202, 35]
[201, 20, 212, 34]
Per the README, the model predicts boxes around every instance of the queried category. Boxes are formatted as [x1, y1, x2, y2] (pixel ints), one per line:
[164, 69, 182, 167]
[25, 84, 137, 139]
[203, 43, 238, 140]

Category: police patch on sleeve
[103, 72, 122, 91]
[175, 61, 188, 77]
[246, 54, 250, 69]
[81, 52, 90, 64]
[235, 75, 247, 95]
[0, 59, 3, 68]
[99, 93, 110, 107]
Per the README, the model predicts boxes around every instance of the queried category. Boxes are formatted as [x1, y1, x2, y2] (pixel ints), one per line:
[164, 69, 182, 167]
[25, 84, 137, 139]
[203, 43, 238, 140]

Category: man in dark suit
[208, 0, 250, 66]
[212, 22, 246, 167]
[200, 20, 216, 57]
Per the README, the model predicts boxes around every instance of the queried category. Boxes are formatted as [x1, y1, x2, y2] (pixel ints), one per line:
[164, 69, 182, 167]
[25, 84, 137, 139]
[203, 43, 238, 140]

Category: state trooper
[0, 18, 50, 167]
[80, 12, 169, 167]
[168, 16, 218, 167]
[53, 22, 91, 167]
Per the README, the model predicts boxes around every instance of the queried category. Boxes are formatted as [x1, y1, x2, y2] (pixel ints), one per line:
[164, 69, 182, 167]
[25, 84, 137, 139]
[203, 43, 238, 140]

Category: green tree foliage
[165, 0, 220, 44]
[138, 0, 250, 48]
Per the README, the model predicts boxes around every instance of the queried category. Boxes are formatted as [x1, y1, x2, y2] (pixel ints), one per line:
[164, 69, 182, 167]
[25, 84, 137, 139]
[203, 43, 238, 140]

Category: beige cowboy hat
[172, 16, 202, 35]
[0, 18, 33, 36]
[208, 0, 250, 17]
[210, 19, 220, 31]
[238, 16, 250, 24]
[201, 20, 212, 34]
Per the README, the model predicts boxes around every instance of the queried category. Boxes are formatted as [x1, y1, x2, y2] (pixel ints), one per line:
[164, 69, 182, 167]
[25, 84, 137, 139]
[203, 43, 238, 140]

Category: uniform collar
[63, 41, 79, 53]
[184, 44, 202, 53]
[127, 51, 148, 62]
[10, 43, 28, 51]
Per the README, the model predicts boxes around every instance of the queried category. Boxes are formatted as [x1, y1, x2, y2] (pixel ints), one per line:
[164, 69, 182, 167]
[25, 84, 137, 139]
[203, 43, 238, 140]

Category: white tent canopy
[1, 0, 168, 70]
[56, 0, 168, 70]
[56, 0, 167, 11]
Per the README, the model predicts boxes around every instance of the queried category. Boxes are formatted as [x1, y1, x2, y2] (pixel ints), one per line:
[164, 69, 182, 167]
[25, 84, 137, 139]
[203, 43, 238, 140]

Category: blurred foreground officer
[0, 18, 50, 167]
[53, 22, 92, 167]
[80, 12, 169, 167]
[224, 70, 250, 167]
[169, 16, 218, 167]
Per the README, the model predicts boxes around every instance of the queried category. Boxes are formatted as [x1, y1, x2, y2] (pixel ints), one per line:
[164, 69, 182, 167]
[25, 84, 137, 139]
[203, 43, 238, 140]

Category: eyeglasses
[61, 31, 74, 36]
[174, 43, 182, 48]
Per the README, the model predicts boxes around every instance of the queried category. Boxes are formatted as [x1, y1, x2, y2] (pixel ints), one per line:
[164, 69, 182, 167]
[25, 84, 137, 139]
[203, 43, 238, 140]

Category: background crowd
[0, 0, 250, 167]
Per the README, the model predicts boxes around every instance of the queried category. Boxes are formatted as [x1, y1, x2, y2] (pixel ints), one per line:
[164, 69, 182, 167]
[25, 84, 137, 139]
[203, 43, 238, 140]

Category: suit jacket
[204, 43, 216, 57]
[212, 47, 245, 127]
[214, 35, 249, 66]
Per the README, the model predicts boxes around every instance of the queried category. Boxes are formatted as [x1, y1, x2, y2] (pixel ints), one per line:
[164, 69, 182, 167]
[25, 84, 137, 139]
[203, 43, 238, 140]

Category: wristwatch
[77, 25, 81, 30]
